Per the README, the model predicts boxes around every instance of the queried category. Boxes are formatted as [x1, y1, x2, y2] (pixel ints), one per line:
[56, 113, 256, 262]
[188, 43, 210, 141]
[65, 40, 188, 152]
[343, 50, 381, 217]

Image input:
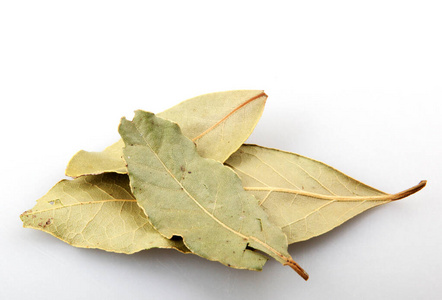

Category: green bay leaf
[119, 111, 308, 279]
[225, 144, 426, 244]
[66, 90, 267, 177]
[20, 173, 188, 254]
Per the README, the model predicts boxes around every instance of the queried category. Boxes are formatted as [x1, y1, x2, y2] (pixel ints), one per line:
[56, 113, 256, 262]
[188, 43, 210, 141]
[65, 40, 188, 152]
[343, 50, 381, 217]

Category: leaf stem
[250, 236, 309, 280]
[390, 180, 427, 201]
[285, 261, 309, 281]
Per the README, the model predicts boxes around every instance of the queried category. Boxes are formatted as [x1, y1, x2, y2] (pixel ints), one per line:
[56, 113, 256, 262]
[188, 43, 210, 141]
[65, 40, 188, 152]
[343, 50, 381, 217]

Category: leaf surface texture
[20, 173, 188, 253]
[226, 145, 426, 244]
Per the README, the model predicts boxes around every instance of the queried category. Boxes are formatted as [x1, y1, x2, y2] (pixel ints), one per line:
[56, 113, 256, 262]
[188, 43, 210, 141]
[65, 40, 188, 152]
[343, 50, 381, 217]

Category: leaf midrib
[131, 119, 307, 270]
[244, 180, 426, 203]
[20, 199, 137, 215]
[244, 186, 391, 202]
[134, 123, 249, 240]
[191, 92, 266, 142]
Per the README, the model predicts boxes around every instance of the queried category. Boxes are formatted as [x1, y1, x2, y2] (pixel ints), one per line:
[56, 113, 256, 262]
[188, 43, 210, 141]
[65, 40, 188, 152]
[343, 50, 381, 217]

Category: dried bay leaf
[119, 111, 309, 280]
[20, 173, 189, 254]
[225, 145, 426, 244]
[66, 139, 127, 176]
[66, 90, 267, 177]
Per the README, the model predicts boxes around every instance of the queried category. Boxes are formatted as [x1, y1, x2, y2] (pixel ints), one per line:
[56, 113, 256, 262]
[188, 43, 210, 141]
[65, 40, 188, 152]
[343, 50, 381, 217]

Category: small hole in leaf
[170, 235, 183, 242]
[245, 243, 257, 252]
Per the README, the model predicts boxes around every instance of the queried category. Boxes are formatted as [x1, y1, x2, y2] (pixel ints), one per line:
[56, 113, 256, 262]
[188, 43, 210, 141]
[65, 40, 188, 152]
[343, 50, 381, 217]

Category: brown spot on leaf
[20, 210, 32, 217]
[40, 218, 53, 228]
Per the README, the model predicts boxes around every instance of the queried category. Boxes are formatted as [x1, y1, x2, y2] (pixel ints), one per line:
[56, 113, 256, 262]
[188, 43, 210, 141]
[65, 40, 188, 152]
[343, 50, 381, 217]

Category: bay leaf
[119, 111, 309, 280]
[66, 90, 267, 177]
[20, 173, 189, 254]
[225, 144, 426, 244]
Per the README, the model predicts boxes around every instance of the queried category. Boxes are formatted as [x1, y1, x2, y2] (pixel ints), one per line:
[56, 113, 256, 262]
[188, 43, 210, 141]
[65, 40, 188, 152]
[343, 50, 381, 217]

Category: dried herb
[66, 90, 267, 177]
[226, 145, 426, 243]
[20, 173, 189, 253]
[21, 90, 426, 281]
[119, 111, 308, 279]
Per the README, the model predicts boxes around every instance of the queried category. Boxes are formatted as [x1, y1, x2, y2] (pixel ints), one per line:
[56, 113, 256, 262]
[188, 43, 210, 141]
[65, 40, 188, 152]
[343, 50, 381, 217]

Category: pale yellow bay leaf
[119, 111, 308, 279]
[66, 90, 267, 177]
[20, 173, 188, 254]
[225, 144, 426, 244]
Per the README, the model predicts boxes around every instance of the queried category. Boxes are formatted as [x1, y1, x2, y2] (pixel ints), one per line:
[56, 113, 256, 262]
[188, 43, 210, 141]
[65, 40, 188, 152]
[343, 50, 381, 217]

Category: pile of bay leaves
[21, 90, 426, 280]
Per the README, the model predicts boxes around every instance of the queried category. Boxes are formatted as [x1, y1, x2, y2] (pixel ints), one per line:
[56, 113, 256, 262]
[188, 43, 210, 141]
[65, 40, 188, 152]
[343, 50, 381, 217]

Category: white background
[1, 1, 441, 299]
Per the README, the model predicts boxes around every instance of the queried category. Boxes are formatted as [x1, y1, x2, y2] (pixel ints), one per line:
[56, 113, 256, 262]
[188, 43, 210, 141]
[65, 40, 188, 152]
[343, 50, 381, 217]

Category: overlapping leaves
[21, 90, 426, 280]
[66, 90, 267, 177]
